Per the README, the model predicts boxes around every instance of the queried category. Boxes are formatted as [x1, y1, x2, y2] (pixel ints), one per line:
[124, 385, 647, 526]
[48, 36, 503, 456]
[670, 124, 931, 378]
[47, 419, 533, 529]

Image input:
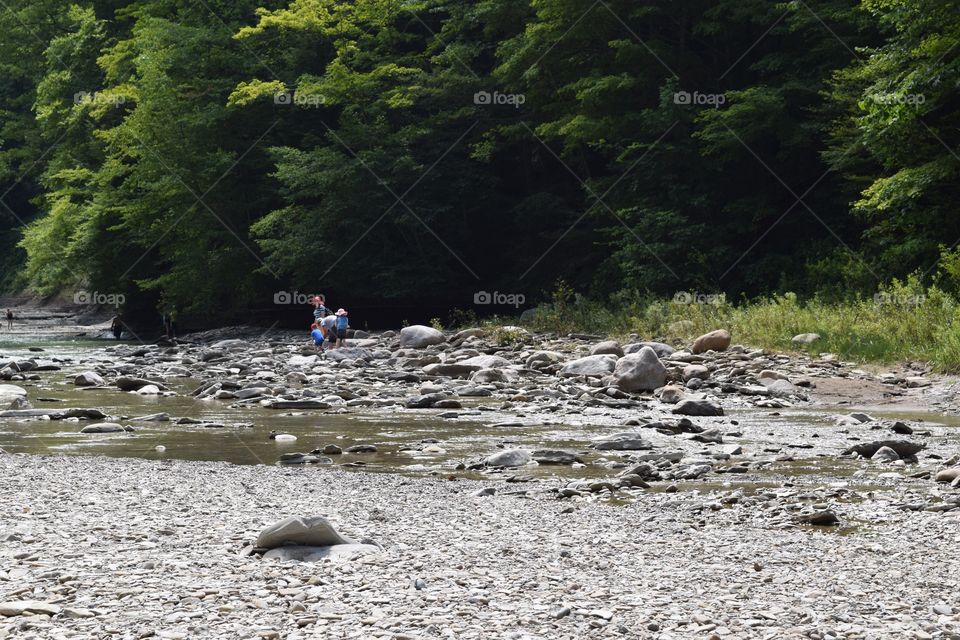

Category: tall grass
[476, 278, 960, 372]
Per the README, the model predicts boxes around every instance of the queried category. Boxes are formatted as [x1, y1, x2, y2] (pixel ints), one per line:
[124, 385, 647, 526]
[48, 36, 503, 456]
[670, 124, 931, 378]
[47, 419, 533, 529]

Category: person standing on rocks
[5, 309, 13, 331]
[334, 308, 349, 348]
[311, 295, 328, 324]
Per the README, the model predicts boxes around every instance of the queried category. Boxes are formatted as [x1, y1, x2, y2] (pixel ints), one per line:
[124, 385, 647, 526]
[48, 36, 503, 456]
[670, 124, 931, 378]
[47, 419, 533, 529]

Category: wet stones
[531, 449, 582, 465]
[589, 432, 653, 451]
[842, 440, 924, 459]
[79, 422, 126, 434]
[672, 398, 724, 417]
[795, 510, 840, 526]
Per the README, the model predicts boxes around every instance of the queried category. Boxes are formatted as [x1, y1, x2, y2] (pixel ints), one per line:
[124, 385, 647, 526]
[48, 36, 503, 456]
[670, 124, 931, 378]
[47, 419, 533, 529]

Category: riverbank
[512, 282, 960, 373]
[2, 453, 960, 640]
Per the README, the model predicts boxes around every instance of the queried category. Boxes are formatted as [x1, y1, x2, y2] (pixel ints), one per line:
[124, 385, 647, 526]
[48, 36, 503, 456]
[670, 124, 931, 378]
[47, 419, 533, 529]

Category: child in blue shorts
[334, 309, 349, 348]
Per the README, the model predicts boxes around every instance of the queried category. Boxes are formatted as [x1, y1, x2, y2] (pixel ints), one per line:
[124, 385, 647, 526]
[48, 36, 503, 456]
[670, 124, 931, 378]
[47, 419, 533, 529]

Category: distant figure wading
[6, 309, 13, 331]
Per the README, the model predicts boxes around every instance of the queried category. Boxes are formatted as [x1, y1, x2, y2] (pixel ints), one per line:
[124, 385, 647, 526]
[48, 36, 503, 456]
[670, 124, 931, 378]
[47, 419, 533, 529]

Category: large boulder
[559, 354, 617, 378]
[74, 371, 105, 387]
[256, 516, 354, 549]
[485, 449, 531, 467]
[0, 384, 28, 410]
[691, 329, 731, 354]
[611, 347, 666, 392]
[399, 325, 446, 348]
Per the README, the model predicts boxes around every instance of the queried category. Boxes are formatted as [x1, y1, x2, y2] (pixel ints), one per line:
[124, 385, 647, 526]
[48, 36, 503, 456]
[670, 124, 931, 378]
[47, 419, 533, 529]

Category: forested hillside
[0, 0, 957, 323]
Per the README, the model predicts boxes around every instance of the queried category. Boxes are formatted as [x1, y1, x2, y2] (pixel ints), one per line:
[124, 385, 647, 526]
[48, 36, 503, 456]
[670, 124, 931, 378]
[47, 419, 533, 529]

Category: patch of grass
[484, 276, 960, 372]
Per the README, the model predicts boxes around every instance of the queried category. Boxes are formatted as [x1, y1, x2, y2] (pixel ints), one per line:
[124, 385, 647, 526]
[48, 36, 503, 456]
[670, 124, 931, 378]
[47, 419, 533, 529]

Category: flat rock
[80, 422, 126, 434]
[590, 432, 653, 451]
[262, 544, 379, 563]
[0, 600, 62, 617]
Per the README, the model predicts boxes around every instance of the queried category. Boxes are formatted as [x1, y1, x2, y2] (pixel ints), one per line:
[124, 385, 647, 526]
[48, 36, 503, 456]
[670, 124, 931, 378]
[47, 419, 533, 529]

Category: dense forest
[0, 0, 957, 324]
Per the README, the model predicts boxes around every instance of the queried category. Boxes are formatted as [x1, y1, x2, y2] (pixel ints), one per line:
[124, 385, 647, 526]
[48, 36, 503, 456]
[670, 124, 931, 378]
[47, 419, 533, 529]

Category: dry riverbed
[2, 324, 960, 638]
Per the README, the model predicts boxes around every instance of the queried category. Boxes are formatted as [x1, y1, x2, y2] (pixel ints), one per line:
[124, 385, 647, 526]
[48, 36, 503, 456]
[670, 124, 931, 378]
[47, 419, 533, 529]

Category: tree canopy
[0, 0, 957, 322]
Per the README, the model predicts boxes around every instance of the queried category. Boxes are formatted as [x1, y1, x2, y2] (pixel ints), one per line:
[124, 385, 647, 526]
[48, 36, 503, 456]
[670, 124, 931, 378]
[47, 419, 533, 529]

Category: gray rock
[682, 364, 709, 382]
[471, 368, 509, 384]
[590, 432, 653, 451]
[791, 333, 821, 345]
[672, 398, 724, 416]
[0, 384, 28, 410]
[526, 351, 564, 369]
[871, 446, 900, 463]
[531, 449, 581, 465]
[399, 325, 445, 348]
[457, 354, 511, 369]
[485, 449, 531, 467]
[79, 422, 125, 434]
[74, 371, 105, 387]
[256, 515, 354, 549]
[611, 347, 666, 392]
[843, 440, 924, 459]
[0, 600, 62, 617]
[559, 354, 617, 378]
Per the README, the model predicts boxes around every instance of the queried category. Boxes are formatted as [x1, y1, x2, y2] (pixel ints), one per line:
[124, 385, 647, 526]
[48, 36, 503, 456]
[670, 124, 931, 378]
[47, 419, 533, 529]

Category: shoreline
[1, 452, 959, 639]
